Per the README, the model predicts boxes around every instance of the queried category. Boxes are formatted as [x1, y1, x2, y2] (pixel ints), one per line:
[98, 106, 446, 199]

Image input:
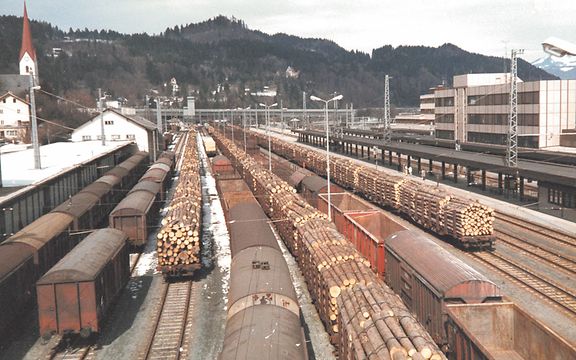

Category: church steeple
[19, 2, 38, 77]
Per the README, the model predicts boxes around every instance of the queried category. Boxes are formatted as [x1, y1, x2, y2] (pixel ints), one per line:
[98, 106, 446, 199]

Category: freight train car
[216, 161, 307, 360]
[248, 130, 495, 249]
[0, 213, 75, 337]
[385, 230, 502, 350]
[36, 228, 129, 339]
[156, 132, 202, 278]
[0, 152, 149, 338]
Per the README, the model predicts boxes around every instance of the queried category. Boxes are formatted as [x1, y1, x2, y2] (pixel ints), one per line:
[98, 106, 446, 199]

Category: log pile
[157, 130, 202, 269]
[339, 283, 443, 360]
[210, 127, 446, 359]
[247, 130, 494, 247]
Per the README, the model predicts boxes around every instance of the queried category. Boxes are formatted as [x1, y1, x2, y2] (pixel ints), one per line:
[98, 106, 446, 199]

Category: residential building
[71, 108, 161, 158]
[0, 92, 29, 142]
[435, 73, 576, 149]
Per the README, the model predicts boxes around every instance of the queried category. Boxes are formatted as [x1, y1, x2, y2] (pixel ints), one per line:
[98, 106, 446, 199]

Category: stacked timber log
[210, 127, 446, 360]
[157, 130, 202, 268]
[247, 130, 494, 245]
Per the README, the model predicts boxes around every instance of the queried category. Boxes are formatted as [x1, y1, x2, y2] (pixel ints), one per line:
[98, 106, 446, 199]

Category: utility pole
[506, 49, 522, 168]
[29, 73, 41, 169]
[98, 88, 106, 146]
[383, 74, 392, 144]
[303, 91, 307, 129]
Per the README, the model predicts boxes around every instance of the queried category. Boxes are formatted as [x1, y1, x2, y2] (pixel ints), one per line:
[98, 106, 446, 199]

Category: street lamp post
[259, 102, 278, 171]
[98, 88, 109, 147]
[241, 106, 250, 153]
[310, 94, 343, 222]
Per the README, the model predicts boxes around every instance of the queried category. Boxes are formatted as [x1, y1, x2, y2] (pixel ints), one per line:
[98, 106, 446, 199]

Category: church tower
[19, 2, 38, 78]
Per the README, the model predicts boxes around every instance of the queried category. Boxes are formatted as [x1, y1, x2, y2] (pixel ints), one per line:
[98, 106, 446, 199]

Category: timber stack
[157, 129, 202, 276]
[210, 126, 446, 359]
[246, 129, 495, 249]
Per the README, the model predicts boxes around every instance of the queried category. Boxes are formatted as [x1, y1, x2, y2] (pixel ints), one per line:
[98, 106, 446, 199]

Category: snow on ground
[0, 140, 131, 187]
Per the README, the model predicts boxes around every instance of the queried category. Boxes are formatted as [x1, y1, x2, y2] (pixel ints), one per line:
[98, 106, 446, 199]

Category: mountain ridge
[0, 15, 558, 110]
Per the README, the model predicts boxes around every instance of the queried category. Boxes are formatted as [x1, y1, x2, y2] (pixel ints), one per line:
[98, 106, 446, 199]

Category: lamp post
[259, 102, 278, 171]
[310, 94, 343, 222]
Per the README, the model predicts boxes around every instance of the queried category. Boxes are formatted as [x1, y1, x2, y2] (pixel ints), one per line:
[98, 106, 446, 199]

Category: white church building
[71, 108, 160, 158]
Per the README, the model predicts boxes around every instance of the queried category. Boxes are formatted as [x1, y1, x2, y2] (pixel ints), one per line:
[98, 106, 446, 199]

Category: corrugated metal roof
[104, 167, 129, 180]
[0, 242, 34, 281]
[386, 230, 499, 297]
[110, 190, 155, 216]
[141, 168, 168, 183]
[37, 228, 127, 283]
[95, 174, 121, 187]
[6, 213, 74, 250]
[52, 192, 100, 218]
[129, 180, 161, 195]
[149, 163, 171, 173]
[80, 182, 112, 198]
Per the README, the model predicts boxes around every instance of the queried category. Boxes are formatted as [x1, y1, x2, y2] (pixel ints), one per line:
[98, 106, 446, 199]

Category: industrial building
[434, 73, 576, 149]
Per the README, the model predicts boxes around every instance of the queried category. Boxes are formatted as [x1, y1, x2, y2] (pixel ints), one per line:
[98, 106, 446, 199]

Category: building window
[435, 97, 454, 107]
[12, 98, 16, 103]
[436, 130, 454, 140]
[548, 188, 575, 208]
[104, 120, 114, 125]
[82, 135, 91, 141]
[436, 114, 454, 123]
[0, 109, 3, 114]
[16, 109, 21, 114]
[126, 134, 135, 140]
[97, 135, 106, 140]
[111, 135, 121, 140]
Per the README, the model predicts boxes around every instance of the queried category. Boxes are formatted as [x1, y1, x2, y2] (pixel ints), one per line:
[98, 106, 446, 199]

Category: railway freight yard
[0, 125, 575, 360]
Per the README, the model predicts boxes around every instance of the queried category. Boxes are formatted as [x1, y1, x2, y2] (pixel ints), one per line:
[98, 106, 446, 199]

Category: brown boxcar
[0, 242, 35, 337]
[36, 228, 129, 339]
[227, 202, 280, 257]
[129, 180, 162, 201]
[51, 192, 102, 241]
[109, 190, 158, 247]
[446, 302, 576, 360]
[140, 167, 170, 198]
[385, 230, 502, 348]
[0, 212, 75, 337]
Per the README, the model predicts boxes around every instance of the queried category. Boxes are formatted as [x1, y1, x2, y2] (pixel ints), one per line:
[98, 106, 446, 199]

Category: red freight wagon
[36, 228, 129, 339]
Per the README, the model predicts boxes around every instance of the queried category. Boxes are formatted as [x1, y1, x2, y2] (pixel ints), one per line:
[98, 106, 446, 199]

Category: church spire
[19, 2, 38, 76]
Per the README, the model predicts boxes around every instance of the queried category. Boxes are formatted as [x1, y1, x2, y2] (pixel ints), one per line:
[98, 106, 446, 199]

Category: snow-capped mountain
[532, 54, 576, 79]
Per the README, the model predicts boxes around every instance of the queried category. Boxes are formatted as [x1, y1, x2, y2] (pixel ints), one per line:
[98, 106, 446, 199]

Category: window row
[468, 113, 539, 126]
[435, 97, 454, 107]
[466, 132, 539, 148]
[467, 91, 539, 106]
[436, 130, 454, 140]
[81, 134, 135, 141]
[548, 188, 576, 208]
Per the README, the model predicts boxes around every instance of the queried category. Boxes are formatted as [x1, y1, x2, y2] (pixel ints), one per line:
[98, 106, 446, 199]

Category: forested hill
[0, 15, 557, 109]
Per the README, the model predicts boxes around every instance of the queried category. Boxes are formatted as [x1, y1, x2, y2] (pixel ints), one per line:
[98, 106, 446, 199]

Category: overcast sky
[3, 0, 576, 62]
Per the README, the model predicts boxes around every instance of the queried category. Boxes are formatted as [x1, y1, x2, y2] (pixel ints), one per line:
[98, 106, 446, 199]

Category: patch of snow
[0, 141, 131, 187]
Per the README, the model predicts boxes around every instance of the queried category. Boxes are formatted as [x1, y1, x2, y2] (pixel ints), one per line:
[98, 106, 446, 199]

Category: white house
[0, 92, 30, 142]
[71, 108, 160, 158]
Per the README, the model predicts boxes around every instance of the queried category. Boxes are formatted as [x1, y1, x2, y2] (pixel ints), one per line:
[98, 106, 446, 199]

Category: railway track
[494, 230, 576, 276]
[140, 280, 197, 360]
[495, 211, 576, 248]
[471, 250, 576, 316]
